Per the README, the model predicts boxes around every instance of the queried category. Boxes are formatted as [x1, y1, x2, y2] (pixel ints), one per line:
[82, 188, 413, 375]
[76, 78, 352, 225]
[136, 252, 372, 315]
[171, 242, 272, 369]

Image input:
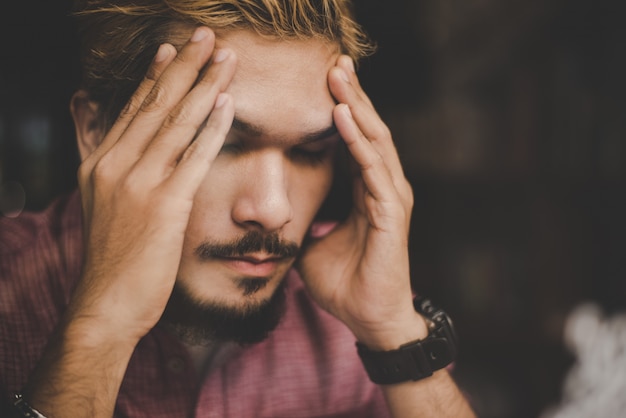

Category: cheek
[290, 163, 335, 217]
[183, 166, 234, 243]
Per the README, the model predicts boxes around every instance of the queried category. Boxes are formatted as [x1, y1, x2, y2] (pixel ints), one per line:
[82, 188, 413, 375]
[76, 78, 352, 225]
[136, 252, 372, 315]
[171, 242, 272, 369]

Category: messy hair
[72, 0, 375, 128]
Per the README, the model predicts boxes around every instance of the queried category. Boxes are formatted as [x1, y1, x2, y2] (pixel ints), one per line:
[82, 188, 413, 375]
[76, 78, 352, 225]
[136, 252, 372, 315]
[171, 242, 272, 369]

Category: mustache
[194, 231, 300, 260]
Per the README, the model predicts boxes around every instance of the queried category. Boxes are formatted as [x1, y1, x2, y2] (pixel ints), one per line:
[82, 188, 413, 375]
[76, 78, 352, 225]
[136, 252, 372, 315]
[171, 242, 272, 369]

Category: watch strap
[356, 297, 457, 385]
[356, 336, 455, 385]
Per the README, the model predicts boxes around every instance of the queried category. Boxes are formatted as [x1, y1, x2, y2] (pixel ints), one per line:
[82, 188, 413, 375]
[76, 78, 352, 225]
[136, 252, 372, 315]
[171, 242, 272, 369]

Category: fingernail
[342, 104, 352, 118]
[154, 44, 170, 63]
[213, 49, 229, 63]
[215, 93, 228, 108]
[346, 57, 356, 73]
[340, 69, 350, 83]
[191, 27, 209, 42]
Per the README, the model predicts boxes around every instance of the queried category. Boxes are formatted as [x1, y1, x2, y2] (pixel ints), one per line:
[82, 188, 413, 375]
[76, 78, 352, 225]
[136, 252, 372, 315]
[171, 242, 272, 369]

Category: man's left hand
[297, 55, 427, 350]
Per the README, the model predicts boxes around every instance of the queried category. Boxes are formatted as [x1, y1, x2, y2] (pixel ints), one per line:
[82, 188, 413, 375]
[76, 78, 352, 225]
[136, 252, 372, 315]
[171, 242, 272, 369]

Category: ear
[70, 90, 104, 162]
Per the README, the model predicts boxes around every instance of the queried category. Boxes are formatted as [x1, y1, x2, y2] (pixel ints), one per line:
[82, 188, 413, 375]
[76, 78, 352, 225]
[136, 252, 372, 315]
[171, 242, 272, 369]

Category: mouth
[217, 253, 290, 277]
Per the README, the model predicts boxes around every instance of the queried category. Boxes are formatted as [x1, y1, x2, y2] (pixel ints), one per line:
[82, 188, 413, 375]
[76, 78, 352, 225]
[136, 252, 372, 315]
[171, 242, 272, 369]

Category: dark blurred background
[2, 1, 626, 417]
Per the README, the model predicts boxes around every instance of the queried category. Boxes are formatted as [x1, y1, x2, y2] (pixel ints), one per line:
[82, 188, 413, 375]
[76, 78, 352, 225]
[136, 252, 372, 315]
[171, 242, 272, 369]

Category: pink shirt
[0, 191, 389, 417]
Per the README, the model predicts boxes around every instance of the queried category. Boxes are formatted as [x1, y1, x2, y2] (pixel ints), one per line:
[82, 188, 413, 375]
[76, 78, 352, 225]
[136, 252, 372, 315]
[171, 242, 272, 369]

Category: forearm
[21, 320, 137, 418]
[382, 370, 475, 418]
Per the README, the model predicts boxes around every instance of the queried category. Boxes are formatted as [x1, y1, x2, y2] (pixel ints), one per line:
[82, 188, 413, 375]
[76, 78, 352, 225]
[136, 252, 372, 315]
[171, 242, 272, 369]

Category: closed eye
[219, 142, 243, 155]
[289, 136, 340, 166]
[289, 147, 331, 165]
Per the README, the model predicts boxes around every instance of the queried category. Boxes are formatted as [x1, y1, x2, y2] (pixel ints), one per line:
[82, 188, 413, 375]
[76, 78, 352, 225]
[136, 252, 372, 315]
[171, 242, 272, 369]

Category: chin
[158, 277, 288, 346]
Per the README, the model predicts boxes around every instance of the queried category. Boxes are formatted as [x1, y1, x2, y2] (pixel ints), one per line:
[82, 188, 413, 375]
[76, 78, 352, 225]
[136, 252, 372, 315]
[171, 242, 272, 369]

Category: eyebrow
[231, 115, 339, 145]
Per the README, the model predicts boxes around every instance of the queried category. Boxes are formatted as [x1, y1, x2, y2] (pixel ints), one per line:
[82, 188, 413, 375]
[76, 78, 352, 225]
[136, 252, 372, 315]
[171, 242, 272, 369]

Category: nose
[231, 153, 294, 232]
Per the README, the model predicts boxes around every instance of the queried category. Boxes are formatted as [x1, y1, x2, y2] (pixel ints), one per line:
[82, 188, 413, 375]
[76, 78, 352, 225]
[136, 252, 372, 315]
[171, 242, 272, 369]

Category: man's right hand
[23, 26, 236, 417]
[72, 26, 236, 345]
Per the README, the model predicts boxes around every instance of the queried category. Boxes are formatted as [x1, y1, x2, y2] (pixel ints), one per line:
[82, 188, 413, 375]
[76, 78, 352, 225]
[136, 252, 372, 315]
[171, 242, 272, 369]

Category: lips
[218, 253, 288, 277]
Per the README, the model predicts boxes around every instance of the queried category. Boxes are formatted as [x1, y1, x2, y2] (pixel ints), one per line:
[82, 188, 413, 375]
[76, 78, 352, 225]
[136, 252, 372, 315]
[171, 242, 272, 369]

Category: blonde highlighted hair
[73, 0, 375, 127]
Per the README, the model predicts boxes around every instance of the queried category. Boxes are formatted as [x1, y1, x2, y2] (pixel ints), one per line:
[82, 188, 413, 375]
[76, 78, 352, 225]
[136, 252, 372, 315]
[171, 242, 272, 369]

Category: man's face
[163, 30, 341, 343]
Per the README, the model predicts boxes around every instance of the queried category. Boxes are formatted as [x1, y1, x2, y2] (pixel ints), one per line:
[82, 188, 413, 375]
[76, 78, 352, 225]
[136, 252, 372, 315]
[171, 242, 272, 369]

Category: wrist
[22, 319, 135, 417]
[64, 290, 150, 350]
[356, 296, 459, 385]
[21, 316, 137, 418]
[61, 314, 140, 355]
[352, 310, 429, 351]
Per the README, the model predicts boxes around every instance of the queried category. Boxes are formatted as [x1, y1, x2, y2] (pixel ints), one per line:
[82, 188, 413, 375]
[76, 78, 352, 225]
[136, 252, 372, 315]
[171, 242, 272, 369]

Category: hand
[68, 27, 237, 346]
[297, 56, 425, 349]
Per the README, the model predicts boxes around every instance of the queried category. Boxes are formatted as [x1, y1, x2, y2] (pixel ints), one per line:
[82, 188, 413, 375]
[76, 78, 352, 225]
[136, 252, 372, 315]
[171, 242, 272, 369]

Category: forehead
[215, 30, 341, 139]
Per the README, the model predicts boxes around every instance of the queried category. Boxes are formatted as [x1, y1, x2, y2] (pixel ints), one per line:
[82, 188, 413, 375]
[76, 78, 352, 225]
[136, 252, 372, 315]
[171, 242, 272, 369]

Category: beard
[158, 279, 288, 346]
[158, 230, 298, 346]
[159, 279, 287, 345]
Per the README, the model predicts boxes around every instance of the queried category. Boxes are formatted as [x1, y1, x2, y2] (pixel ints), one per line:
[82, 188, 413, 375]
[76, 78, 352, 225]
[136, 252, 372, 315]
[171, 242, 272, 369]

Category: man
[0, 0, 475, 416]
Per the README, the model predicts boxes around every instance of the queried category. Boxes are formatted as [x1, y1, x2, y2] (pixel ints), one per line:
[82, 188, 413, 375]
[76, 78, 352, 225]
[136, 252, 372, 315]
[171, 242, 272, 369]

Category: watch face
[413, 297, 458, 357]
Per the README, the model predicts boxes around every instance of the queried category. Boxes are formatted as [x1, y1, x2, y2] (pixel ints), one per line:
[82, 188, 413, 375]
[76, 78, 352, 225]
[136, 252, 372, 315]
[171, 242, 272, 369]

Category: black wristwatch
[356, 297, 458, 385]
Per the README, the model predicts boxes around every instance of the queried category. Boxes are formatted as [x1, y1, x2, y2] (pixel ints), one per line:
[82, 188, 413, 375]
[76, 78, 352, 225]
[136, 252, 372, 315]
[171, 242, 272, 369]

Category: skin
[176, 30, 340, 309]
[22, 27, 476, 417]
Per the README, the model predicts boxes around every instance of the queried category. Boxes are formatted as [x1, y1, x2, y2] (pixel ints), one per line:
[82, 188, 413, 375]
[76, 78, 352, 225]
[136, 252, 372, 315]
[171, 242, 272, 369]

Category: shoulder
[0, 190, 82, 255]
[0, 188, 83, 308]
[0, 190, 84, 396]
[0, 189, 83, 296]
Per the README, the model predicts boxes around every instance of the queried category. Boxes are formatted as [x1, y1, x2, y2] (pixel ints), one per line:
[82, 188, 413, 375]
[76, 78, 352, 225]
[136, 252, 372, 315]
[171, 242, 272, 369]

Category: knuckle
[163, 102, 197, 130]
[373, 124, 391, 141]
[145, 64, 161, 83]
[91, 161, 108, 182]
[77, 160, 93, 184]
[119, 173, 140, 196]
[121, 78, 157, 117]
[141, 84, 170, 112]
[91, 155, 116, 184]
[362, 154, 383, 172]
[369, 152, 384, 168]
[120, 95, 141, 117]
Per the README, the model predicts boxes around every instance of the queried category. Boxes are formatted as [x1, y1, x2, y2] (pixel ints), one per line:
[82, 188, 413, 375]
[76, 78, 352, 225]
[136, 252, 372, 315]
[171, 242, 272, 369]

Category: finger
[166, 93, 235, 196]
[336, 55, 373, 107]
[82, 43, 176, 166]
[137, 48, 237, 175]
[329, 62, 414, 217]
[334, 104, 397, 204]
[110, 27, 217, 161]
[328, 62, 406, 186]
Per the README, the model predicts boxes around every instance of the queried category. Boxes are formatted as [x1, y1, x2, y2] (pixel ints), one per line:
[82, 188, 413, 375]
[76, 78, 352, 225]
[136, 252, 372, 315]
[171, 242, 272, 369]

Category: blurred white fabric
[541, 303, 626, 418]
